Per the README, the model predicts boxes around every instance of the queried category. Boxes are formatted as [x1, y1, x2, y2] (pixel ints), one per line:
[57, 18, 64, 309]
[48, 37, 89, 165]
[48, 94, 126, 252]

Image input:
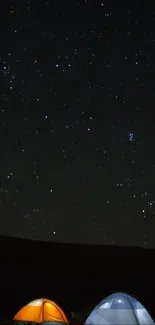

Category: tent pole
[127, 297, 140, 325]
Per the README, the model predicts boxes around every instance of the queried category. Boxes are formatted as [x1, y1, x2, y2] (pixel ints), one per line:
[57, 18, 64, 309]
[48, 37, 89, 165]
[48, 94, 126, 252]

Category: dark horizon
[0, 233, 148, 250]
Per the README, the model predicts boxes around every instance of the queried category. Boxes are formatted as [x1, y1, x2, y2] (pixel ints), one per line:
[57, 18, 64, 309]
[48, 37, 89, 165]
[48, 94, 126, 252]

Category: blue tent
[85, 292, 154, 325]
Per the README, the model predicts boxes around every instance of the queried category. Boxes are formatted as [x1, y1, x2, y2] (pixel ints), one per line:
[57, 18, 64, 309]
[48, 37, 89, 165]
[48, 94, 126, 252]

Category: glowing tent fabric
[85, 292, 154, 325]
[13, 298, 69, 325]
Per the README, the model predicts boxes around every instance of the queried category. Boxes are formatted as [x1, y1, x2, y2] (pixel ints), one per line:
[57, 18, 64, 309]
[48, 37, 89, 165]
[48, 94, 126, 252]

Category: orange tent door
[43, 301, 64, 323]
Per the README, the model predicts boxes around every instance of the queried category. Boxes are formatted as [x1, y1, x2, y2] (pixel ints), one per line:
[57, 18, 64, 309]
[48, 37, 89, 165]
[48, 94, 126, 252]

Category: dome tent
[13, 298, 69, 325]
[85, 292, 154, 325]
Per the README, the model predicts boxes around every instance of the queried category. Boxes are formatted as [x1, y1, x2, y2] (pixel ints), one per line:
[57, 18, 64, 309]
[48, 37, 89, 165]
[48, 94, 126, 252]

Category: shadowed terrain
[0, 236, 154, 323]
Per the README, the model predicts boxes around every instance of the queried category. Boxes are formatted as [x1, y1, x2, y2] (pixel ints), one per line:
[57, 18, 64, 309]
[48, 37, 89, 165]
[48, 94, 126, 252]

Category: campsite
[0, 235, 155, 324]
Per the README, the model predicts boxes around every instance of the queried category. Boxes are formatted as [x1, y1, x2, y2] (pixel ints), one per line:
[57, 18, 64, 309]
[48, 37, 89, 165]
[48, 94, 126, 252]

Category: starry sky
[1, 0, 155, 247]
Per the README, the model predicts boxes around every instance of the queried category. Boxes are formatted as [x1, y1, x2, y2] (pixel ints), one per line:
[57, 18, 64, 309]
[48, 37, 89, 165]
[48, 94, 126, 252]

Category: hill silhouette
[0, 235, 154, 322]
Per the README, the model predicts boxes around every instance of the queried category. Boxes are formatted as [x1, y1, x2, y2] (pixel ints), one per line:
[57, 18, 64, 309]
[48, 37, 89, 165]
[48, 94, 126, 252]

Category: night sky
[1, 0, 155, 247]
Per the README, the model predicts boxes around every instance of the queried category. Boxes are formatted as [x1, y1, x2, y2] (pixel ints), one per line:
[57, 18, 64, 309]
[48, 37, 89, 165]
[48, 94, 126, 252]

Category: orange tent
[13, 298, 69, 324]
